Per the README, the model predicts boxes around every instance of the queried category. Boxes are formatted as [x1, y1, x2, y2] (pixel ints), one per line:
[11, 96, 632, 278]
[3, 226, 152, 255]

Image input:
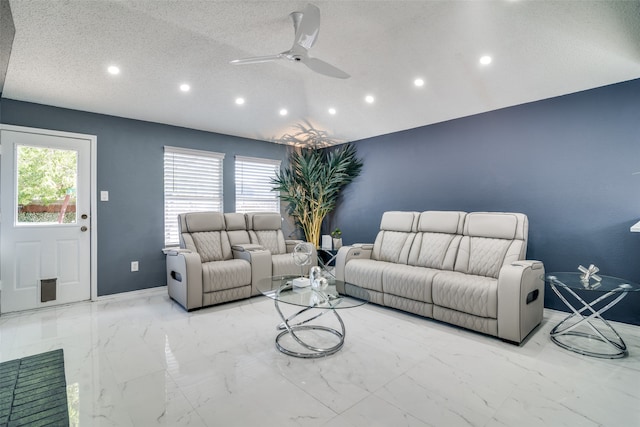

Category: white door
[1, 127, 93, 313]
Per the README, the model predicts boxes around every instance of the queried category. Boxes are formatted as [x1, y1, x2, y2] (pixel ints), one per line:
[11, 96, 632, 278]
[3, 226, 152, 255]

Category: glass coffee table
[257, 275, 369, 358]
[545, 272, 640, 358]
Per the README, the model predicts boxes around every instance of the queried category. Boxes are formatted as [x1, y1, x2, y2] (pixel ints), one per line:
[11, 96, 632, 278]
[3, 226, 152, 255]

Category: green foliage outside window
[17, 146, 77, 206]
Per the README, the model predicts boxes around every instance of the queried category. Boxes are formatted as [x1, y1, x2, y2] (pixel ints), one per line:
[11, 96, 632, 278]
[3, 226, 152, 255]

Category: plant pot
[333, 238, 342, 250]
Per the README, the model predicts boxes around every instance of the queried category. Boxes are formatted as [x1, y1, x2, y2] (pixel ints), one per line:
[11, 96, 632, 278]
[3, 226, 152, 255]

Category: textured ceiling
[3, 0, 640, 144]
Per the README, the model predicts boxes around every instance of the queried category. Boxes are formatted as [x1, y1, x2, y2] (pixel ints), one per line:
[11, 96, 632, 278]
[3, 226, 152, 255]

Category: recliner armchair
[166, 211, 269, 310]
[245, 212, 317, 277]
[166, 211, 318, 311]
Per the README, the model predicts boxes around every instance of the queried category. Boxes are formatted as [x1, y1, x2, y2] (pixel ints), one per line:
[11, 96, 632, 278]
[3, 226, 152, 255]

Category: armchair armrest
[352, 243, 374, 250]
[335, 244, 374, 281]
[166, 251, 203, 311]
[231, 244, 265, 252]
[163, 247, 192, 255]
[231, 246, 272, 296]
[497, 260, 545, 343]
[285, 239, 304, 253]
[284, 240, 318, 269]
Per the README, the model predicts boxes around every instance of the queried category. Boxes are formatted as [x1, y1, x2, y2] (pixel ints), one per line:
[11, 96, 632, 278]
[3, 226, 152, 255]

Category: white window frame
[235, 155, 281, 214]
[164, 146, 224, 246]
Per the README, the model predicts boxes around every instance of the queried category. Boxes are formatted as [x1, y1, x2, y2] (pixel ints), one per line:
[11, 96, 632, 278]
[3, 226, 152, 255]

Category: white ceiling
[3, 0, 640, 144]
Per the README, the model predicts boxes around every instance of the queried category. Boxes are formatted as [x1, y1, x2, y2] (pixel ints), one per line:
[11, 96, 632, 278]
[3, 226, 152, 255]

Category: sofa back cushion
[246, 212, 287, 255]
[408, 211, 466, 270]
[371, 211, 419, 263]
[454, 212, 528, 278]
[225, 213, 251, 246]
[179, 212, 233, 262]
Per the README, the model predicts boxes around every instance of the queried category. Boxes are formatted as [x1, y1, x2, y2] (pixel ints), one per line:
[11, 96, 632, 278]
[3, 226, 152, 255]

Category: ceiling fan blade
[230, 54, 282, 65]
[293, 3, 320, 50]
[303, 57, 350, 79]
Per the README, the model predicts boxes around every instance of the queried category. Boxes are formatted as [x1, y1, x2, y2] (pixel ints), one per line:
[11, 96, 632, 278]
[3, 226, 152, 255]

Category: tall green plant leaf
[272, 142, 363, 247]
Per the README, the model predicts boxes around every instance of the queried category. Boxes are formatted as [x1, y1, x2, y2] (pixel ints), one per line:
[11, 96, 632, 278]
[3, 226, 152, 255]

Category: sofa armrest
[497, 260, 545, 343]
[166, 251, 203, 311]
[335, 244, 373, 281]
[231, 243, 265, 252]
[232, 246, 272, 296]
[285, 239, 304, 253]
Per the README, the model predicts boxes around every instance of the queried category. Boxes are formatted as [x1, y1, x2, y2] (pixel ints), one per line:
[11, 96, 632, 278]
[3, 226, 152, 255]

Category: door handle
[81, 226, 88, 232]
[81, 214, 88, 219]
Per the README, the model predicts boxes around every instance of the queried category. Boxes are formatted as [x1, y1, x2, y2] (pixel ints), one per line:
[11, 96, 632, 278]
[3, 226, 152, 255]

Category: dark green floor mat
[0, 349, 69, 427]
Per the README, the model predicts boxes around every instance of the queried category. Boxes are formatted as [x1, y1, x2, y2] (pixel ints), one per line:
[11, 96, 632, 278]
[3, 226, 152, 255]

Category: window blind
[235, 155, 281, 213]
[164, 146, 224, 246]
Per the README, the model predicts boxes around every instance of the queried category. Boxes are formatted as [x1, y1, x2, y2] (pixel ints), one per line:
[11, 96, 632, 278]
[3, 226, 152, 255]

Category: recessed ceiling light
[279, 108, 288, 116]
[479, 55, 492, 65]
[414, 78, 424, 87]
[365, 95, 375, 104]
[107, 65, 120, 75]
[235, 97, 245, 105]
[328, 108, 336, 115]
[179, 83, 190, 92]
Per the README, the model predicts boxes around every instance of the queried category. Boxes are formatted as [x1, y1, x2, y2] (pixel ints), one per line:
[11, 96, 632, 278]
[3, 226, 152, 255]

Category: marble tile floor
[1, 288, 639, 427]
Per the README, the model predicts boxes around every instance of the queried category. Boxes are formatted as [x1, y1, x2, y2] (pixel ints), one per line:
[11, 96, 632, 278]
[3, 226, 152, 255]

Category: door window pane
[17, 145, 77, 224]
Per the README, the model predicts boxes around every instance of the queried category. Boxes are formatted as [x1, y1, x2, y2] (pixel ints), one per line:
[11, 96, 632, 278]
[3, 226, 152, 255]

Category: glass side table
[545, 272, 640, 358]
[317, 249, 339, 277]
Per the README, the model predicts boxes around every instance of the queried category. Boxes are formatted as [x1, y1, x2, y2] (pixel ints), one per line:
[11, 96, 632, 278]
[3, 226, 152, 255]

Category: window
[235, 155, 281, 213]
[164, 146, 224, 246]
[17, 145, 78, 224]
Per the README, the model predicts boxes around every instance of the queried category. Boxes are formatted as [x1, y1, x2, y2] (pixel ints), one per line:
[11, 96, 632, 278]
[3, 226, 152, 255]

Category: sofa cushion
[432, 271, 498, 318]
[225, 213, 251, 246]
[271, 253, 300, 276]
[245, 212, 287, 254]
[372, 230, 416, 263]
[408, 232, 461, 270]
[191, 231, 233, 262]
[380, 211, 419, 232]
[455, 236, 513, 278]
[202, 259, 251, 292]
[250, 230, 287, 254]
[344, 259, 390, 293]
[248, 212, 282, 231]
[464, 212, 527, 242]
[454, 212, 528, 278]
[224, 213, 247, 231]
[405, 211, 465, 270]
[371, 211, 419, 263]
[183, 211, 225, 232]
[417, 211, 465, 234]
[382, 264, 439, 303]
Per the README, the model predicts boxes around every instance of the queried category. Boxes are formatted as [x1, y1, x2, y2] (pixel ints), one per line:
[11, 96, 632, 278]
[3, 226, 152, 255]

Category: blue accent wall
[0, 99, 288, 296]
[329, 78, 640, 325]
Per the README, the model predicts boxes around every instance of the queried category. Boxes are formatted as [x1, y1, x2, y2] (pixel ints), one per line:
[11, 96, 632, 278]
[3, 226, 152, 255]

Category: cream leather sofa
[166, 211, 316, 311]
[335, 211, 544, 343]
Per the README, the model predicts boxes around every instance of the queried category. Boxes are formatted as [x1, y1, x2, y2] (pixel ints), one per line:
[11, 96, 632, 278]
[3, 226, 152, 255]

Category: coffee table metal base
[273, 300, 345, 358]
[549, 278, 629, 359]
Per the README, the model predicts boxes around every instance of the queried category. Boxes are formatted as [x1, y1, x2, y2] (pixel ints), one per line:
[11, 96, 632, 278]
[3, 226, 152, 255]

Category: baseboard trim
[93, 285, 167, 302]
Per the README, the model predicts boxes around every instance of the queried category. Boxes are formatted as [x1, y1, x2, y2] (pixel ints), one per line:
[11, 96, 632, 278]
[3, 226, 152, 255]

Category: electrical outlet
[131, 261, 139, 272]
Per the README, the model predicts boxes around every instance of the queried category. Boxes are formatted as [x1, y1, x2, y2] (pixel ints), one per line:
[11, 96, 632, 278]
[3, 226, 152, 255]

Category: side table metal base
[549, 277, 630, 359]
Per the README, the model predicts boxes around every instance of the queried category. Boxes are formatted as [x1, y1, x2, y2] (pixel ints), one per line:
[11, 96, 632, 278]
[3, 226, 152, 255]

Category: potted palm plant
[271, 123, 363, 247]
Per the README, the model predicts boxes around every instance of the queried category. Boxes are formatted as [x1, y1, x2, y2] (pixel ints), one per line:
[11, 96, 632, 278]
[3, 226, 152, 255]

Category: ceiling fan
[230, 3, 350, 79]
